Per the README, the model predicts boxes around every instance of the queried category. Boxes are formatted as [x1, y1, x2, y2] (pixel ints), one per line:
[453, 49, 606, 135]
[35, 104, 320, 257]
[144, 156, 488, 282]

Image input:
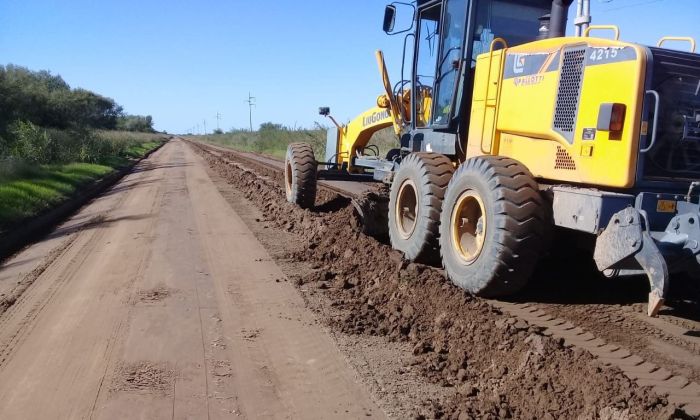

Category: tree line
[0, 64, 158, 166]
[0, 64, 154, 134]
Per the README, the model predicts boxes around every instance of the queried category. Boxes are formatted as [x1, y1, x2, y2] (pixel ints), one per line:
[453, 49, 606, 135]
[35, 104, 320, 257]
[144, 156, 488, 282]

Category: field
[191, 125, 399, 161]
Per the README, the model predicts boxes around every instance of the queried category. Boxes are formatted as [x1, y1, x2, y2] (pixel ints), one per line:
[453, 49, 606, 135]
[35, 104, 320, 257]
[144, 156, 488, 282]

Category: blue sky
[0, 0, 698, 133]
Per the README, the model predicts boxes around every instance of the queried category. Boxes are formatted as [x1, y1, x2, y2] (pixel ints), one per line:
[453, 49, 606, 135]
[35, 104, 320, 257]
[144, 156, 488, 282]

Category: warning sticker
[583, 128, 597, 141]
[657, 200, 677, 213]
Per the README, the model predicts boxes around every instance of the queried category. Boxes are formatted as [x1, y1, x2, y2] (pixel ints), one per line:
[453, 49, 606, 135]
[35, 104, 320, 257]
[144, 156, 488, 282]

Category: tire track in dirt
[87, 193, 163, 419]
[0, 234, 78, 316]
[186, 147, 383, 418]
[0, 220, 109, 369]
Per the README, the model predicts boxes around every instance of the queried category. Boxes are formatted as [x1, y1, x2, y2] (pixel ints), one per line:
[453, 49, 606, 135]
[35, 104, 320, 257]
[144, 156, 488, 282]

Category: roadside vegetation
[193, 122, 399, 161]
[0, 64, 166, 230]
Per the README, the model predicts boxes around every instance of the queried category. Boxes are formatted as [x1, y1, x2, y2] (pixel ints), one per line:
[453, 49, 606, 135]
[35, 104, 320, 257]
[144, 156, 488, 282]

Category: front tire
[285, 143, 317, 209]
[388, 153, 454, 261]
[439, 156, 546, 297]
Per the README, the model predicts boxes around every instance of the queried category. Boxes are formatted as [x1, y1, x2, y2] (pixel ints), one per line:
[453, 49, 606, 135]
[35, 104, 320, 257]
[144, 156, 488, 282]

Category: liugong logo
[363, 110, 390, 127]
[513, 54, 526, 74]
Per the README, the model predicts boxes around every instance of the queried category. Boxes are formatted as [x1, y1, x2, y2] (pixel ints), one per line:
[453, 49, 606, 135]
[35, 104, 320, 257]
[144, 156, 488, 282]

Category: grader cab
[284, 0, 700, 317]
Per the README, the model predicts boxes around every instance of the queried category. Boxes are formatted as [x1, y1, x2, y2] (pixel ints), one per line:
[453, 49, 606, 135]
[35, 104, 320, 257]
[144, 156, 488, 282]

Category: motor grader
[284, 0, 700, 317]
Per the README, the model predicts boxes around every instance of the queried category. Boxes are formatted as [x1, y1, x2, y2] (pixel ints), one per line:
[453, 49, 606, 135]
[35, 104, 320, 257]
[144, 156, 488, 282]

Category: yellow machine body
[335, 106, 394, 172]
[467, 37, 647, 188]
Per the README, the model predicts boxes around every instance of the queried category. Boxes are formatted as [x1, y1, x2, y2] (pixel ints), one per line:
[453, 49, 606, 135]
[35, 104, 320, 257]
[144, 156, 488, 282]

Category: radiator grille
[555, 147, 577, 170]
[553, 47, 586, 141]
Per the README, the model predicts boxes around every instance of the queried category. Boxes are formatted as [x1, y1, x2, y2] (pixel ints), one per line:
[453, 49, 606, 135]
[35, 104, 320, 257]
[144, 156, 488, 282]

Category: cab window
[471, 0, 550, 65]
[432, 0, 469, 126]
[414, 3, 442, 128]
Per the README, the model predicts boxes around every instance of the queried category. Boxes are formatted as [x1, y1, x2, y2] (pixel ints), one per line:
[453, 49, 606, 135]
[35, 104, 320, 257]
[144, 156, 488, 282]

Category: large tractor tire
[285, 143, 317, 209]
[389, 153, 454, 262]
[439, 156, 547, 297]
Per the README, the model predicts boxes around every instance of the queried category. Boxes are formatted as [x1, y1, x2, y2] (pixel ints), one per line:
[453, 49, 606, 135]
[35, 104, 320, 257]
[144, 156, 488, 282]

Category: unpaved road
[0, 140, 382, 419]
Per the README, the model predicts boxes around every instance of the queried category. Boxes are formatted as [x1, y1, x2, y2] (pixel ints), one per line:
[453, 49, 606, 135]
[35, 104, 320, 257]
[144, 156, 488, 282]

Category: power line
[598, 0, 665, 12]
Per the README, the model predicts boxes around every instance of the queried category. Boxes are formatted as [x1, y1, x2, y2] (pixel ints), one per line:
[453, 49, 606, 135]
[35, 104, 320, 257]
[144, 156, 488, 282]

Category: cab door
[412, 1, 442, 129]
[409, 0, 470, 155]
[431, 0, 470, 127]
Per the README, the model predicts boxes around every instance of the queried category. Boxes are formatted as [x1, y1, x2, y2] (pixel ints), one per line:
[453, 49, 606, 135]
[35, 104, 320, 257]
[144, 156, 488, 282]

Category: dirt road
[2, 138, 698, 419]
[0, 140, 383, 419]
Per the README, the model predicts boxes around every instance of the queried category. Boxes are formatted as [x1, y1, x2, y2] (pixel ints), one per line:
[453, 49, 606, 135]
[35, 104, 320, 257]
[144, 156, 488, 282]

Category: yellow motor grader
[284, 0, 700, 316]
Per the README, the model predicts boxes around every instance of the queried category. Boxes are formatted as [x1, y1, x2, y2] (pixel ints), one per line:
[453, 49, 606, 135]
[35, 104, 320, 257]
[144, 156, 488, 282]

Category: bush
[0, 121, 157, 166]
[116, 115, 155, 133]
[7, 120, 54, 163]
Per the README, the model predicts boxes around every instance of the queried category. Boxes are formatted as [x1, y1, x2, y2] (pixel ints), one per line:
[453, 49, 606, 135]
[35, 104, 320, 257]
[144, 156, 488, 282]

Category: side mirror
[319, 107, 331, 116]
[383, 5, 396, 34]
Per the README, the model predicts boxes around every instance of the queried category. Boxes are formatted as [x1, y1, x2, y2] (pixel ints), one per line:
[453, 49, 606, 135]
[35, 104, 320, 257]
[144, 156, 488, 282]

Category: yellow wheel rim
[451, 191, 487, 264]
[395, 179, 418, 239]
[285, 160, 293, 199]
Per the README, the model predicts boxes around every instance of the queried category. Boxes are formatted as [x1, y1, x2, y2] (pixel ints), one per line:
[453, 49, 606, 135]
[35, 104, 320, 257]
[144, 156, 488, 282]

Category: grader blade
[594, 207, 669, 317]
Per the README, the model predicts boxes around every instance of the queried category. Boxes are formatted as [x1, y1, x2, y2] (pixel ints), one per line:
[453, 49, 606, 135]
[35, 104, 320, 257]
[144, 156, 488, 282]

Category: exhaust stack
[549, 0, 574, 38]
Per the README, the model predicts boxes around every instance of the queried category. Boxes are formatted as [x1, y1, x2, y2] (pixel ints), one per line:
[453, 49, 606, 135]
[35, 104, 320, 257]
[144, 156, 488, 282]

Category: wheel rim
[451, 191, 487, 264]
[285, 160, 293, 199]
[395, 179, 418, 239]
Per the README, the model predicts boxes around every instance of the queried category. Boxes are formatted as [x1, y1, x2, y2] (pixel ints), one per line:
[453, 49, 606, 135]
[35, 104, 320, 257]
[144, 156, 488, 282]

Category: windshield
[472, 0, 551, 64]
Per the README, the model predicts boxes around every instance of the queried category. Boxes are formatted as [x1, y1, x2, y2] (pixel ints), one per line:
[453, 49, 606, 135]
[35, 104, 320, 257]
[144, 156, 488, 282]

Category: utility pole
[245, 92, 256, 132]
[574, 0, 591, 37]
[203, 119, 207, 135]
[215, 112, 222, 131]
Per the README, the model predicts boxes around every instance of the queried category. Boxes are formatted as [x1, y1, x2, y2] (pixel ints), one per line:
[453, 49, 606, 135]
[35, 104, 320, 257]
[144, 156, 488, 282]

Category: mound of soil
[193, 144, 682, 419]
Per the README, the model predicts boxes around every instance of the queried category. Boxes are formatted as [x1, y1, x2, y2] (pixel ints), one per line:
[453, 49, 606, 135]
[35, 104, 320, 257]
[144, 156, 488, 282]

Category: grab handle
[489, 37, 508, 52]
[583, 25, 620, 41]
[657, 37, 696, 53]
[640, 90, 660, 154]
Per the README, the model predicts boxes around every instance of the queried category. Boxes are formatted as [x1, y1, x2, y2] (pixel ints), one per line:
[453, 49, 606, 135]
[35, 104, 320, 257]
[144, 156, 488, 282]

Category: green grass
[0, 136, 164, 230]
[190, 126, 399, 161]
[0, 163, 114, 224]
[125, 141, 163, 158]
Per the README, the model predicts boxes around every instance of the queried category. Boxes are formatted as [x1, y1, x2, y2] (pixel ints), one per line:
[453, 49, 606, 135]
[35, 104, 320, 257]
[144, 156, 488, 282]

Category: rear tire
[285, 143, 317, 209]
[389, 153, 454, 261]
[439, 156, 546, 297]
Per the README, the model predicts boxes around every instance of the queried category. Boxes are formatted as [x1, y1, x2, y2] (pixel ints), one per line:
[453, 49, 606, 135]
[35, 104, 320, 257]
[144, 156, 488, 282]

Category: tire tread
[286, 143, 317, 209]
[389, 153, 455, 261]
[440, 156, 547, 297]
